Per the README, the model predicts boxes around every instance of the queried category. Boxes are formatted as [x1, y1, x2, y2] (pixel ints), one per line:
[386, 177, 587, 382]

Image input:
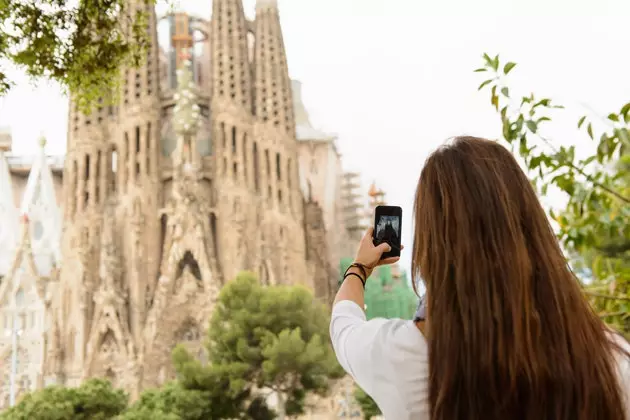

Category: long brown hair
[412, 136, 627, 420]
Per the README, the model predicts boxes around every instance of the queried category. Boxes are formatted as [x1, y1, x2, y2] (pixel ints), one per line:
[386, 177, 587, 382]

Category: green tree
[475, 54, 630, 335]
[353, 386, 382, 419]
[180, 271, 344, 418]
[117, 381, 213, 420]
[122, 348, 260, 419]
[0, 378, 128, 420]
[0, 0, 157, 110]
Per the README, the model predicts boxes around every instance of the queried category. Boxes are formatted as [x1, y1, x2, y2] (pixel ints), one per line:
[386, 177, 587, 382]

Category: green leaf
[478, 79, 493, 90]
[474, 68, 487, 72]
[578, 115, 587, 129]
[503, 62, 517, 75]
[501, 87, 509, 97]
[607, 113, 619, 122]
[526, 120, 538, 133]
[492, 54, 500, 71]
[587, 123, 594, 139]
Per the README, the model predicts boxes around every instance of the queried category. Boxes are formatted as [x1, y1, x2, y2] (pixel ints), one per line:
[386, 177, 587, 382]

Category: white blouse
[330, 299, 630, 420]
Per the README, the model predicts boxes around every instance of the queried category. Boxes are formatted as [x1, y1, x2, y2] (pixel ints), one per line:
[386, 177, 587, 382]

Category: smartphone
[373, 205, 402, 260]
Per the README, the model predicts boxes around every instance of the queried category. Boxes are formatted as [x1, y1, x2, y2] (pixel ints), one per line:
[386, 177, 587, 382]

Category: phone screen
[373, 206, 402, 259]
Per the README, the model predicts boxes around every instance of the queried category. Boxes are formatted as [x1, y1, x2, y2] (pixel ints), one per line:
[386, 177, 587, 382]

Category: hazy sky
[1, 0, 629, 272]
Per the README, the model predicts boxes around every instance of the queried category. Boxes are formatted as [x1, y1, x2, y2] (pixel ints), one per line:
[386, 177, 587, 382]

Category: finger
[376, 242, 392, 253]
[377, 257, 400, 266]
[363, 227, 374, 242]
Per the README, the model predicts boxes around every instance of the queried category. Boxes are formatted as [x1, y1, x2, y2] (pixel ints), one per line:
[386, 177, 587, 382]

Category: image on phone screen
[373, 205, 402, 259]
[375, 216, 400, 247]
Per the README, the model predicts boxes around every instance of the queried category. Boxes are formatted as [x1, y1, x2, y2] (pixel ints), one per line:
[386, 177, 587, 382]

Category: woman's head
[412, 136, 626, 420]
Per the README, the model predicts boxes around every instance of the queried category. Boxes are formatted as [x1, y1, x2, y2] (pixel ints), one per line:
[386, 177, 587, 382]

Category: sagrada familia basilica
[0, 0, 379, 415]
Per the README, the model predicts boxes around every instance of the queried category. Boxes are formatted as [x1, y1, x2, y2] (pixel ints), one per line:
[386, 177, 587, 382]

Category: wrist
[351, 262, 373, 280]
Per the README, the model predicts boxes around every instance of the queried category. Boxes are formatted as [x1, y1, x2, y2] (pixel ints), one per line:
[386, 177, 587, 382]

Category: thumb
[376, 242, 392, 253]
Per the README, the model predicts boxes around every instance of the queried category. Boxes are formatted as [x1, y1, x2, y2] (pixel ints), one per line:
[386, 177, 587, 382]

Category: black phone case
[373, 207, 402, 260]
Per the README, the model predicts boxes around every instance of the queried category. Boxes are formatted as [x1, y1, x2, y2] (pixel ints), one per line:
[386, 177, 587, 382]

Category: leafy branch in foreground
[475, 54, 630, 334]
[0, 0, 158, 112]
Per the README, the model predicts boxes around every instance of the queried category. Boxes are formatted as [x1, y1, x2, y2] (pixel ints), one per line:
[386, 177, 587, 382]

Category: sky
[1, 0, 629, 274]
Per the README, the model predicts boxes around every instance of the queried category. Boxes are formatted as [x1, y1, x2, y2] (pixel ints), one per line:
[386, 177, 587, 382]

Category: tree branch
[536, 134, 630, 204]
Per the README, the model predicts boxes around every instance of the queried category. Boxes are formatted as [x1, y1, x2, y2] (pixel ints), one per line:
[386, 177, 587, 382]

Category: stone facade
[0, 0, 371, 414]
[0, 142, 62, 406]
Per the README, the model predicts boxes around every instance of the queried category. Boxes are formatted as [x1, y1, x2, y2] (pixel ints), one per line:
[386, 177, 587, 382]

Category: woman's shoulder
[331, 300, 428, 357]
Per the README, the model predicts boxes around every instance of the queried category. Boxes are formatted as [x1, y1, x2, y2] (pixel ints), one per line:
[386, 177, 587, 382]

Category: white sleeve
[329, 300, 400, 396]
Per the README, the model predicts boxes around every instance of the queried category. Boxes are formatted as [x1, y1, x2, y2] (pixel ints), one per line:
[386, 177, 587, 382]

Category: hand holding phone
[373, 205, 402, 260]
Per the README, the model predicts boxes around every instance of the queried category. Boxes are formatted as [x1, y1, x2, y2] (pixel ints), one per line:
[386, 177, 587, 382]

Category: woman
[330, 136, 630, 419]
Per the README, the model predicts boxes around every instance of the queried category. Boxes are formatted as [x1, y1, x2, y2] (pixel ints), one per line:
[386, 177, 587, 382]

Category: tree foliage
[201, 271, 344, 416]
[117, 381, 214, 420]
[0, 378, 127, 420]
[0, 0, 156, 111]
[353, 386, 382, 419]
[475, 54, 630, 334]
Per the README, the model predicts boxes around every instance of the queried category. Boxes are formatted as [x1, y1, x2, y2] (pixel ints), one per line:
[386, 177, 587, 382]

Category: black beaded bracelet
[344, 262, 368, 280]
[344, 272, 366, 288]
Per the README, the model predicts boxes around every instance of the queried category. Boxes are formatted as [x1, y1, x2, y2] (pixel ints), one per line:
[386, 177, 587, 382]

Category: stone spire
[20, 137, 62, 272]
[253, 0, 295, 135]
[0, 148, 18, 276]
[210, 0, 252, 110]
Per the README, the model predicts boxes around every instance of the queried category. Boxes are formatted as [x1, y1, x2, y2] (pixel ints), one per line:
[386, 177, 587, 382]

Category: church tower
[254, 0, 295, 136]
[208, 0, 257, 282]
[52, 0, 161, 392]
[114, 0, 162, 353]
[252, 0, 307, 286]
[58, 52, 118, 385]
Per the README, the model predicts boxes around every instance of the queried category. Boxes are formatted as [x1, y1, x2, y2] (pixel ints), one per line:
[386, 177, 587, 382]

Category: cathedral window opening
[135, 126, 141, 153]
[146, 122, 152, 175]
[220, 122, 226, 149]
[223, 157, 227, 175]
[275, 152, 281, 181]
[85, 155, 91, 180]
[176, 251, 202, 281]
[210, 214, 220, 265]
[267, 186, 272, 201]
[242, 134, 248, 182]
[135, 126, 141, 176]
[286, 159, 292, 188]
[265, 150, 270, 175]
[278, 189, 282, 204]
[96, 150, 101, 180]
[124, 133, 130, 187]
[233, 162, 238, 180]
[253, 142, 260, 192]
[231, 127, 237, 153]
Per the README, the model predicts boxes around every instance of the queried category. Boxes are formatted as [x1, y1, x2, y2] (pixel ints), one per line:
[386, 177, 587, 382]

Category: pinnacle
[256, 0, 278, 10]
[38, 135, 47, 148]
